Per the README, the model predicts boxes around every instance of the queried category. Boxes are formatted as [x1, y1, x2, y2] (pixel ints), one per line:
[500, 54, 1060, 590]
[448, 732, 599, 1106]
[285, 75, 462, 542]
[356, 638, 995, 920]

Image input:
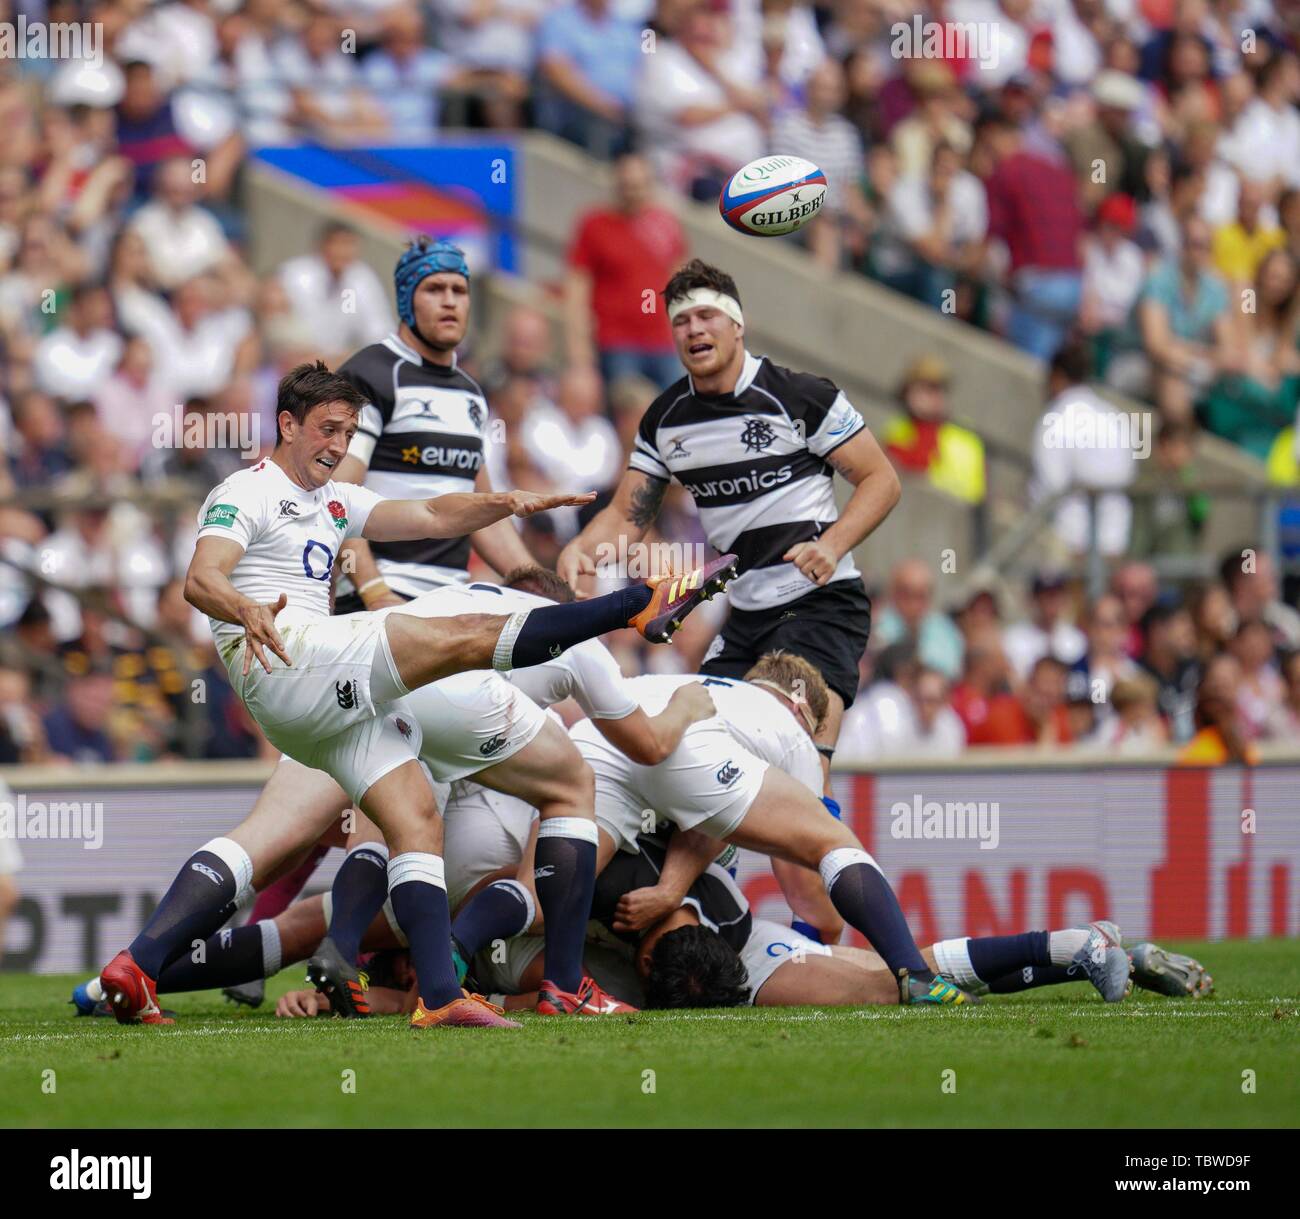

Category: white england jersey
[390, 581, 639, 721]
[196, 457, 382, 658]
[616, 673, 822, 793]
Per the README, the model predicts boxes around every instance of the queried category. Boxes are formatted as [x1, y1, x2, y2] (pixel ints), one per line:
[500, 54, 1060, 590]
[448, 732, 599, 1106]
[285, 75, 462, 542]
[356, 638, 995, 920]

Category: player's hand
[556, 545, 597, 599]
[506, 489, 597, 517]
[238, 592, 292, 676]
[783, 539, 840, 586]
[669, 680, 716, 724]
[275, 989, 332, 1018]
[612, 885, 682, 933]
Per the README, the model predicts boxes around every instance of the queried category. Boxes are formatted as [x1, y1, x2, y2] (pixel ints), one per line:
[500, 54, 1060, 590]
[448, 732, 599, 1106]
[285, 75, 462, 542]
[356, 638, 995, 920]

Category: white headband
[667, 288, 744, 328]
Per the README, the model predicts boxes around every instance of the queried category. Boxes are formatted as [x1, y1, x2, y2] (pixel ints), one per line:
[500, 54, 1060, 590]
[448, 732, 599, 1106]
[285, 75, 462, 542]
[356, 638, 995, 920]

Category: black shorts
[699, 578, 872, 708]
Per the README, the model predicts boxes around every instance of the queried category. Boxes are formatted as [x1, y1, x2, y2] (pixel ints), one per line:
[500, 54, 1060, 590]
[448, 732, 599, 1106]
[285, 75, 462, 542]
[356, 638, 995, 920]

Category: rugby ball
[719, 155, 828, 237]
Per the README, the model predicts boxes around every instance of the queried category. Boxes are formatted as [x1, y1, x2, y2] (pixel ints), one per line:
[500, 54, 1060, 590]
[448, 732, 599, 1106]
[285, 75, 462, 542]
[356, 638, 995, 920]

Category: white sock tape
[931, 937, 987, 992]
[492, 610, 529, 671]
[387, 851, 446, 893]
[818, 846, 879, 892]
[492, 879, 537, 930]
[202, 837, 254, 899]
[346, 840, 389, 864]
[259, 919, 282, 978]
[537, 816, 600, 845]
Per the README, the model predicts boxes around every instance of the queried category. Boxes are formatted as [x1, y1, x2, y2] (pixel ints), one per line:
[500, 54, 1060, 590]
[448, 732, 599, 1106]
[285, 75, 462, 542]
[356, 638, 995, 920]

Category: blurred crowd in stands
[4, 0, 1300, 766]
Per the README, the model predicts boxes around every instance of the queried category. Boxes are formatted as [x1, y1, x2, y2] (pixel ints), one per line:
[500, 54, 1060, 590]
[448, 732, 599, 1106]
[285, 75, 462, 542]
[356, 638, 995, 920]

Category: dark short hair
[1048, 337, 1093, 385]
[275, 361, 364, 444]
[319, 220, 358, 244]
[503, 565, 575, 603]
[663, 258, 741, 312]
[643, 925, 751, 1009]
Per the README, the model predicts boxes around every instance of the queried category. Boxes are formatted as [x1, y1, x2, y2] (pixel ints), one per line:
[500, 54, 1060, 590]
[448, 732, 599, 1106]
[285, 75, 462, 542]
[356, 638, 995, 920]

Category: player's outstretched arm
[784, 430, 902, 586]
[595, 680, 716, 766]
[363, 489, 596, 542]
[557, 468, 666, 593]
[613, 828, 723, 933]
[184, 536, 292, 675]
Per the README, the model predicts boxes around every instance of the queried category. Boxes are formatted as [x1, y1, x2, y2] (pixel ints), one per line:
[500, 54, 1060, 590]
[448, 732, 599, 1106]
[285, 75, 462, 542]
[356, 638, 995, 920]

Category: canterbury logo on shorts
[336, 680, 358, 710]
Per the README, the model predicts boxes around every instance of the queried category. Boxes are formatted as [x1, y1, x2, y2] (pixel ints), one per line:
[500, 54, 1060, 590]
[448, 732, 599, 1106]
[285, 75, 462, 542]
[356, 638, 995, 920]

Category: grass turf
[1, 939, 1296, 1128]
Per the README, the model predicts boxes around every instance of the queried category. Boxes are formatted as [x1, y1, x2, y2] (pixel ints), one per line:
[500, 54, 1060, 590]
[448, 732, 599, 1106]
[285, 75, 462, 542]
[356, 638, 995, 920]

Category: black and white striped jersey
[591, 832, 752, 952]
[628, 350, 868, 611]
[338, 333, 490, 597]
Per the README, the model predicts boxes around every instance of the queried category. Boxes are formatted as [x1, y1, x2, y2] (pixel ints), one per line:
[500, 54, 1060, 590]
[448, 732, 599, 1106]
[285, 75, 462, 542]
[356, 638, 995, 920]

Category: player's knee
[0, 877, 18, 918]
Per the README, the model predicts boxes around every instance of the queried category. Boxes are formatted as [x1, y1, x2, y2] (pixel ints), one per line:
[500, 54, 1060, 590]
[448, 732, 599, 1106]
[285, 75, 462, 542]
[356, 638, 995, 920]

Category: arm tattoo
[627, 476, 668, 528]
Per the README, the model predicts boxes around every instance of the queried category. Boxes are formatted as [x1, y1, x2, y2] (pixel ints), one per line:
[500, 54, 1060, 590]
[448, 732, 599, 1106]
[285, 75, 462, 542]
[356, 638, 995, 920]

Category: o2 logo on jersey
[301, 540, 335, 581]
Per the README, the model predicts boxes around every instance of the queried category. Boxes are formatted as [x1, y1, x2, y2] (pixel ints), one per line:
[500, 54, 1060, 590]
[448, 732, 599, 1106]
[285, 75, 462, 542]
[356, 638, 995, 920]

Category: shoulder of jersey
[754, 359, 841, 410]
[640, 371, 696, 427]
[336, 341, 397, 384]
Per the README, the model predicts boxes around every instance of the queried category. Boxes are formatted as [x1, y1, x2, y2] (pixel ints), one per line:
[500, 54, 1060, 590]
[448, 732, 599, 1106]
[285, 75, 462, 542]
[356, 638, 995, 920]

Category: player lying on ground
[253, 829, 1212, 1015]
[97, 361, 736, 1030]
[444, 652, 975, 1005]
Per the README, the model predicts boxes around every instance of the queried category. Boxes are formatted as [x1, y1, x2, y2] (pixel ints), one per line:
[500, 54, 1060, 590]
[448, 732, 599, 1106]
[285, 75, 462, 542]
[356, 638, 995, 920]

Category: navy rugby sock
[497, 587, 652, 669]
[820, 848, 931, 979]
[387, 853, 461, 1009]
[987, 964, 1078, 993]
[967, 932, 1052, 982]
[155, 922, 281, 993]
[327, 842, 390, 963]
[128, 838, 253, 979]
[534, 818, 599, 993]
[451, 880, 534, 961]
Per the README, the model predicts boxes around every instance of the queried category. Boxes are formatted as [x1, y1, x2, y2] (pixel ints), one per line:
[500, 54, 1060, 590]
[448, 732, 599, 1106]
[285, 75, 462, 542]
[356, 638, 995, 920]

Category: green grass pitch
[2, 939, 1296, 1128]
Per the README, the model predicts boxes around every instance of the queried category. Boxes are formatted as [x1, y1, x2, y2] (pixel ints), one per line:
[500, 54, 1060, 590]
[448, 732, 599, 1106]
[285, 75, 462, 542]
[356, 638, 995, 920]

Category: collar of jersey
[687, 349, 762, 402]
[386, 331, 458, 372]
[264, 455, 321, 498]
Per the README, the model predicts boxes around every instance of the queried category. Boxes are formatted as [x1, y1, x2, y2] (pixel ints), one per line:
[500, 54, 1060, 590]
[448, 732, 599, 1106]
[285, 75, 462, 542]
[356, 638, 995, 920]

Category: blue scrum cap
[394, 237, 469, 326]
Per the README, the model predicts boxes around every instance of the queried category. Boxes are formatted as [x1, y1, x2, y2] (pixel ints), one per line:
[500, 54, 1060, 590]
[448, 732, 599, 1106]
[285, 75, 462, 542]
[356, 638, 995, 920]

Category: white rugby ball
[719, 155, 828, 237]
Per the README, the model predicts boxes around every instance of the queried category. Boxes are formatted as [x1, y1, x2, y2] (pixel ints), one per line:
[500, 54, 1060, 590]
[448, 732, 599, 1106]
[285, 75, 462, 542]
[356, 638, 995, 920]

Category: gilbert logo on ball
[719, 155, 827, 237]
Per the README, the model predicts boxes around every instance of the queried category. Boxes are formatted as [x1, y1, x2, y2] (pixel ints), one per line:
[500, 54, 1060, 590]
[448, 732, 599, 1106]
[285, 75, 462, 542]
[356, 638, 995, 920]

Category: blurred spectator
[1110, 560, 1158, 657]
[565, 153, 687, 390]
[536, 0, 643, 157]
[274, 13, 388, 142]
[1139, 601, 1201, 743]
[1219, 51, 1300, 193]
[1219, 545, 1300, 648]
[883, 355, 986, 504]
[277, 221, 393, 363]
[479, 305, 558, 399]
[0, 667, 47, 764]
[9, 390, 74, 489]
[1097, 672, 1168, 754]
[981, 111, 1086, 360]
[360, 5, 460, 142]
[1002, 568, 1087, 679]
[882, 141, 986, 311]
[42, 668, 117, 764]
[1030, 339, 1135, 556]
[1229, 617, 1284, 738]
[150, 275, 256, 401]
[1067, 592, 1141, 708]
[772, 59, 871, 270]
[32, 281, 123, 401]
[522, 365, 623, 502]
[954, 646, 1072, 747]
[1064, 70, 1149, 214]
[872, 558, 964, 679]
[93, 336, 176, 471]
[1212, 178, 1285, 286]
[1189, 580, 1237, 664]
[1177, 652, 1258, 764]
[1128, 214, 1234, 425]
[1202, 247, 1300, 459]
[431, 0, 544, 128]
[1079, 193, 1145, 376]
[128, 157, 235, 291]
[839, 653, 965, 760]
[1127, 420, 1210, 559]
[890, 60, 970, 179]
[635, 1, 768, 198]
[1266, 649, 1300, 738]
[139, 396, 245, 489]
